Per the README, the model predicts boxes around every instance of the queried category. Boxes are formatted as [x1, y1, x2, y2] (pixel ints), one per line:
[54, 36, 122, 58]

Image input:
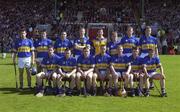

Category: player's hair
[117, 45, 123, 49]
[132, 46, 139, 50]
[100, 44, 106, 48]
[65, 48, 71, 52]
[83, 46, 90, 51]
[145, 26, 151, 30]
[126, 25, 133, 31]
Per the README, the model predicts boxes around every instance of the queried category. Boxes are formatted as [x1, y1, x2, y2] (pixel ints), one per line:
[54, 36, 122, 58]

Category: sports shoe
[161, 92, 167, 97]
[104, 92, 110, 97]
[19, 87, 23, 92]
[36, 92, 43, 97]
[131, 89, 135, 97]
[144, 89, 150, 97]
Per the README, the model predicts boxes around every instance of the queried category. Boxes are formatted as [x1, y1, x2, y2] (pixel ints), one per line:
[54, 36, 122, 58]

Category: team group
[12, 26, 167, 97]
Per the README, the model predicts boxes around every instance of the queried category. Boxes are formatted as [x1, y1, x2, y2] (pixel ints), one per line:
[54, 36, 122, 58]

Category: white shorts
[18, 57, 31, 69]
[99, 71, 108, 76]
[116, 72, 125, 77]
[148, 72, 158, 78]
[124, 53, 132, 57]
[140, 53, 149, 58]
[36, 58, 43, 63]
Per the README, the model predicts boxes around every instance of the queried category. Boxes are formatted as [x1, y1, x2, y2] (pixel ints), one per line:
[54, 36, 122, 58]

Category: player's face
[145, 28, 152, 35]
[48, 47, 54, 56]
[79, 28, 85, 37]
[83, 49, 90, 57]
[61, 32, 67, 39]
[132, 49, 139, 57]
[101, 46, 106, 53]
[127, 27, 133, 37]
[65, 50, 71, 58]
[20, 31, 27, 38]
[149, 49, 155, 57]
[117, 46, 123, 54]
[97, 29, 103, 37]
[111, 32, 117, 41]
[41, 32, 47, 38]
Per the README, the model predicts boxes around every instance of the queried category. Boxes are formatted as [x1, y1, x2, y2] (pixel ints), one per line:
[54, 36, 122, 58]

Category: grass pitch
[0, 55, 180, 112]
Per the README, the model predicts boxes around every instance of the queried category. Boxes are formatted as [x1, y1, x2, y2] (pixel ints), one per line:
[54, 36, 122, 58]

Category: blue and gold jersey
[58, 56, 76, 73]
[110, 54, 128, 72]
[13, 38, 34, 58]
[95, 53, 111, 71]
[41, 54, 60, 72]
[120, 36, 139, 54]
[34, 38, 52, 58]
[139, 35, 158, 53]
[77, 55, 95, 71]
[74, 37, 90, 56]
[54, 38, 73, 57]
[91, 37, 107, 55]
[127, 55, 143, 72]
[142, 56, 160, 73]
[107, 41, 120, 56]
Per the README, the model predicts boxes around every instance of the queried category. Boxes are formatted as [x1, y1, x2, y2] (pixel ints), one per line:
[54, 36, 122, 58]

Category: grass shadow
[0, 87, 35, 95]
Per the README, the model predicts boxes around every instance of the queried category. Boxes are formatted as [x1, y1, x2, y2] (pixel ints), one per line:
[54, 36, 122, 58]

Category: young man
[139, 26, 159, 89]
[142, 48, 167, 97]
[13, 29, 35, 90]
[120, 26, 139, 57]
[94, 45, 112, 96]
[76, 46, 96, 96]
[139, 26, 159, 58]
[54, 31, 73, 57]
[127, 47, 143, 97]
[107, 31, 121, 56]
[74, 28, 90, 59]
[110, 45, 131, 96]
[35, 46, 60, 97]
[57, 48, 77, 96]
[34, 30, 52, 72]
[91, 29, 107, 56]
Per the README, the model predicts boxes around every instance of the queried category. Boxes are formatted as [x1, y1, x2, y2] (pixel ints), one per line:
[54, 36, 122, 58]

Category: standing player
[54, 31, 73, 57]
[91, 29, 107, 56]
[34, 30, 52, 72]
[107, 31, 120, 56]
[142, 48, 167, 97]
[110, 45, 131, 96]
[139, 26, 159, 58]
[35, 46, 60, 97]
[57, 48, 77, 96]
[120, 26, 139, 57]
[74, 27, 90, 59]
[13, 29, 35, 90]
[94, 45, 112, 96]
[76, 46, 96, 95]
[139, 26, 159, 89]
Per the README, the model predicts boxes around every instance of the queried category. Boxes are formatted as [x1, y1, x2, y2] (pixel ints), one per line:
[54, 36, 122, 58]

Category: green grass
[0, 55, 180, 112]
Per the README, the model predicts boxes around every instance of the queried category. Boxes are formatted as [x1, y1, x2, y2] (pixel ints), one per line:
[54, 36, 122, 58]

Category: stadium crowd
[0, 0, 180, 56]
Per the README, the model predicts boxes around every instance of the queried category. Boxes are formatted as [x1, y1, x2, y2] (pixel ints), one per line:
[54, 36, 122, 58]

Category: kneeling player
[110, 45, 131, 96]
[143, 48, 167, 97]
[57, 48, 77, 96]
[76, 46, 96, 96]
[35, 46, 60, 97]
